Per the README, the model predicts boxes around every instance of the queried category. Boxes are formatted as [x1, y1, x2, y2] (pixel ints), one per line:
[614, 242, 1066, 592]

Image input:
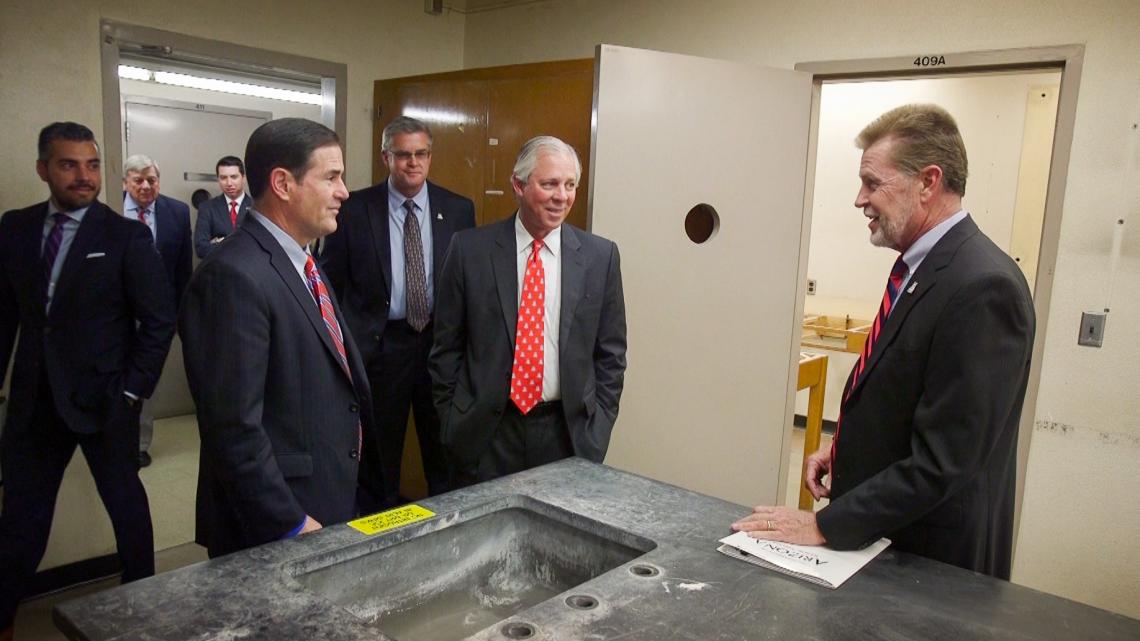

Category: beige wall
[463, 0, 1140, 619]
[0, 0, 466, 570]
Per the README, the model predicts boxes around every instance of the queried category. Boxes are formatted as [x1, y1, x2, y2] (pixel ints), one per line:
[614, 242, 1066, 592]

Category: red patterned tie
[229, 200, 238, 229]
[510, 239, 545, 414]
[304, 256, 361, 455]
[138, 207, 149, 224]
[831, 256, 908, 464]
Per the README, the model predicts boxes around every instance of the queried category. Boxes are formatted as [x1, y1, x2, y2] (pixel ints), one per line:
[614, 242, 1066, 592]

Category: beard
[867, 206, 907, 250]
[53, 182, 100, 211]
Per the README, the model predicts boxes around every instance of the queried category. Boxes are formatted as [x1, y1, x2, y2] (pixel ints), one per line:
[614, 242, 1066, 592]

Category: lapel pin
[907, 281, 918, 294]
[436, 213, 443, 220]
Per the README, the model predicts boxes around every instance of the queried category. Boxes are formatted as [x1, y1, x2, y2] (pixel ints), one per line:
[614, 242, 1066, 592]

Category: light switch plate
[1078, 311, 1106, 347]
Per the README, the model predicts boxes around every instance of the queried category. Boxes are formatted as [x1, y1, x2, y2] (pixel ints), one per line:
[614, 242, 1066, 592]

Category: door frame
[99, 19, 347, 197]
[793, 45, 1084, 546]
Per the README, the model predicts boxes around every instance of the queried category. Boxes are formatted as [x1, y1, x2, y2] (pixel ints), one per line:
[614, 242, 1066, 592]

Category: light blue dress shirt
[386, 178, 434, 320]
[893, 209, 969, 307]
[123, 194, 157, 240]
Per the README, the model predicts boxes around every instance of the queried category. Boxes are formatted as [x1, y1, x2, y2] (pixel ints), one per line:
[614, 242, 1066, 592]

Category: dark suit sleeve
[817, 272, 1034, 549]
[0, 213, 19, 382]
[179, 259, 307, 540]
[194, 203, 215, 259]
[428, 233, 467, 430]
[584, 242, 627, 460]
[174, 201, 192, 305]
[123, 222, 177, 398]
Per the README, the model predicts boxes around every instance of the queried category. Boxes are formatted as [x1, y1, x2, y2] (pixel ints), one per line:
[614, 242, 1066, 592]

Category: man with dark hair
[322, 116, 474, 510]
[122, 153, 192, 467]
[194, 155, 250, 258]
[733, 104, 1035, 580]
[0, 122, 176, 637]
[430, 136, 627, 484]
[180, 118, 372, 557]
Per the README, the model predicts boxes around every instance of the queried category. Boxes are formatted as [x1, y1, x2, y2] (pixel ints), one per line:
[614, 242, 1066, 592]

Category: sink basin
[289, 495, 656, 641]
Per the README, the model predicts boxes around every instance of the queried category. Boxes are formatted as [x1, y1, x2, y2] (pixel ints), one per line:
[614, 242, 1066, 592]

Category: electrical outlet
[806, 279, 817, 295]
[1078, 311, 1106, 347]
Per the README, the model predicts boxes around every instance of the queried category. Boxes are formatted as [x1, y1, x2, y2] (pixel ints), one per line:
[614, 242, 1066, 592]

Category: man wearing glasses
[322, 116, 474, 512]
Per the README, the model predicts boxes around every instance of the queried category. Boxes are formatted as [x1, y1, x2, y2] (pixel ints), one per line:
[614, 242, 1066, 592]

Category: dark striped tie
[42, 213, 69, 304]
[831, 256, 908, 465]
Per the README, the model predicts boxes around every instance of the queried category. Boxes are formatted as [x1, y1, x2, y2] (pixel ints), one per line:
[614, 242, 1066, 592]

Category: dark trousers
[465, 401, 574, 484]
[0, 376, 154, 628]
[359, 320, 449, 512]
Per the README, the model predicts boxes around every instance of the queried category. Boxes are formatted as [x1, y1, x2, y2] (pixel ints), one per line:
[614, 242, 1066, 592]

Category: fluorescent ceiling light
[117, 65, 152, 81]
[402, 106, 469, 126]
[117, 64, 322, 105]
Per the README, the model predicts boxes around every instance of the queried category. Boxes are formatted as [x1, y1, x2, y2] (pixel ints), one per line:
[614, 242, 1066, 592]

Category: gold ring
[766, 519, 774, 530]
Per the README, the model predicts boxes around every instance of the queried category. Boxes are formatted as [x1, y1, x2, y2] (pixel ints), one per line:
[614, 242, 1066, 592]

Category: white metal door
[590, 45, 812, 506]
[124, 98, 269, 418]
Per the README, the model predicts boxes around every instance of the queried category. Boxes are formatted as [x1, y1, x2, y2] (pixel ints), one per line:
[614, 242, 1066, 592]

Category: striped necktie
[831, 256, 908, 464]
[42, 212, 69, 303]
[304, 256, 349, 376]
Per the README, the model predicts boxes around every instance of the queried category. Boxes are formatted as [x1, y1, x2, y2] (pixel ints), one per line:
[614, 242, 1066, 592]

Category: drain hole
[629, 564, 660, 577]
[501, 622, 536, 639]
[565, 594, 598, 610]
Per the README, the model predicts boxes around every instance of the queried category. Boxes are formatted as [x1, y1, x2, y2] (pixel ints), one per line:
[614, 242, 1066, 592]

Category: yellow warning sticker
[348, 504, 436, 535]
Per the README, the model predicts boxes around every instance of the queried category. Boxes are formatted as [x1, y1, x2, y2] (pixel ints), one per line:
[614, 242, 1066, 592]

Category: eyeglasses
[389, 149, 431, 162]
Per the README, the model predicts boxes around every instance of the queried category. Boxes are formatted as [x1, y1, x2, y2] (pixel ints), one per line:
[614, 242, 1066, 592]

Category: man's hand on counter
[731, 506, 826, 546]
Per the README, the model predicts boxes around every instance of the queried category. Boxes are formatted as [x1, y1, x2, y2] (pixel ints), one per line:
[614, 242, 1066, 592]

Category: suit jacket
[127, 193, 192, 309]
[179, 215, 373, 558]
[0, 201, 175, 435]
[194, 193, 250, 259]
[817, 216, 1035, 579]
[320, 180, 475, 368]
[429, 216, 627, 470]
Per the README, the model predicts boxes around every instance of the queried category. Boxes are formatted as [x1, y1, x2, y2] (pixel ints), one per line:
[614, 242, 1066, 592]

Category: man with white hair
[430, 135, 627, 483]
[122, 154, 192, 467]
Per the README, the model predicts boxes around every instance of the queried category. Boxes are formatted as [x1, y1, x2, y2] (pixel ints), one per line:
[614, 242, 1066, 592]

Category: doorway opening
[788, 47, 1083, 546]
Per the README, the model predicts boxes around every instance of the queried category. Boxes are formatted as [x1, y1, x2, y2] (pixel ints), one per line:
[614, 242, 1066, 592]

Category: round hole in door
[685, 203, 720, 244]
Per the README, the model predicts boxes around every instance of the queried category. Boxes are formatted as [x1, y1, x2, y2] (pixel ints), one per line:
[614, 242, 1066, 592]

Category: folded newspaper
[717, 531, 890, 589]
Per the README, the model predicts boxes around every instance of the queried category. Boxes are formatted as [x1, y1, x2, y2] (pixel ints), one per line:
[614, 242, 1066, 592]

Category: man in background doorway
[194, 156, 250, 259]
[430, 136, 627, 485]
[180, 118, 372, 558]
[322, 116, 475, 512]
[732, 104, 1035, 580]
[0, 122, 175, 639]
[122, 154, 192, 467]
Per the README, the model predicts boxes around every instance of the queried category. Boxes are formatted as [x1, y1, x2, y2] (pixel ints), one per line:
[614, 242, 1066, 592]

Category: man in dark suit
[733, 105, 1035, 580]
[180, 118, 372, 558]
[322, 116, 475, 511]
[0, 122, 176, 637]
[122, 154, 192, 466]
[194, 156, 251, 259]
[430, 136, 626, 483]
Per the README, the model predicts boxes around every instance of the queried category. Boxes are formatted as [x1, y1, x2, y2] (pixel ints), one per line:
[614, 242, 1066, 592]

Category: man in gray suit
[430, 136, 627, 483]
[180, 118, 372, 558]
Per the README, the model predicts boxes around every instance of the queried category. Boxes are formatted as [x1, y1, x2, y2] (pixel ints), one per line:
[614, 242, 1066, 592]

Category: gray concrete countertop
[55, 458, 1140, 640]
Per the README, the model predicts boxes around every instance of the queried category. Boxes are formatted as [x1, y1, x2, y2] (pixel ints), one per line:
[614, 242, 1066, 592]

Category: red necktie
[138, 207, 149, 224]
[304, 256, 361, 455]
[229, 200, 238, 229]
[831, 256, 908, 464]
[510, 239, 545, 414]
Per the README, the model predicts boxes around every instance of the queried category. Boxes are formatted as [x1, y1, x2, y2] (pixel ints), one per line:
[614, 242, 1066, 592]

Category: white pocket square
[85, 252, 106, 258]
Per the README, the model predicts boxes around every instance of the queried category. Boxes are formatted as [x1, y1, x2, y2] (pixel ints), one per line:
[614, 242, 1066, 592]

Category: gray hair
[381, 116, 433, 152]
[124, 153, 159, 176]
[512, 136, 580, 184]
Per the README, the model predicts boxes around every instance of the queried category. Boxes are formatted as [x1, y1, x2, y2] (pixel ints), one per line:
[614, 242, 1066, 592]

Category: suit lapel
[50, 203, 107, 317]
[246, 217, 352, 383]
[848, 216, 980, 399]
[559, 225, 585, 350]
[492, 217, 519, 343]
[427, 182, 450, 284]
[22, 203, 50, 320]
[367, 183, 393, 296]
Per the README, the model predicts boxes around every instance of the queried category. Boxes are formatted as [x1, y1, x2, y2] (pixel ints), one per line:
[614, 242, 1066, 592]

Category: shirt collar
[123, 193, 152, 214]
[900, 209, 968, 274]
[388, 178, 429, 219]
[249, 209, 311, 275]
[48, 199, 91, 223]
[514, 212, 560, 258]
[227, 193, 245, 207]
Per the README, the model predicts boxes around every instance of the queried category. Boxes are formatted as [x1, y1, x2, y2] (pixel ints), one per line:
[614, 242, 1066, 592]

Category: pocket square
[85, 252, 106, 258]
